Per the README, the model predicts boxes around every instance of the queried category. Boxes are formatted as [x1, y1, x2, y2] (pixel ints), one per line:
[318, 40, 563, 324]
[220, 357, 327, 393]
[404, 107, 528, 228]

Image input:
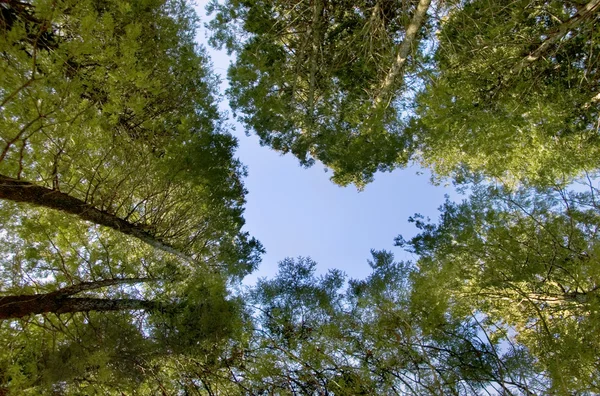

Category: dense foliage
[415, 0, 600, 185]
[209, 0, 600, 187]
[227, 255, 545, 394]
[0, 0, 263, 276]
[207, 0, 435, 186]
[0, 0, 261, 392]
[1, 0, 600, 394]
[399, 181, 600, 393]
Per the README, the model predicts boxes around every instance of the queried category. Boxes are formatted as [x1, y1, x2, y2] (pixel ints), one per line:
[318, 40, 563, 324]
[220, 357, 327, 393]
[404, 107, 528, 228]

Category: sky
[194, 1, 459, 284]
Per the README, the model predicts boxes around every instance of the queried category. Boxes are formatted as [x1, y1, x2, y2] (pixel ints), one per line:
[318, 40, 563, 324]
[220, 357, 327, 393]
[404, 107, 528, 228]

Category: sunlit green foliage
[209, 0, 600, 188]
[0, 204, 247, 394]
[2, 0, 600, 393]
[0, 0, 261, 392]
[207, 0, 433, 186]
[413, 0, 600, 184]
[224, 254, 546, 394]
[399, 180, 600, 393]
[0, 0, 262, 276]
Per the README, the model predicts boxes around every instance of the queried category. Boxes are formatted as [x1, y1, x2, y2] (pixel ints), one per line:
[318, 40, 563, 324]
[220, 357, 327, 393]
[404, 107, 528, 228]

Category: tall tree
[209, 0, 600, 187]
[398, 180, 600, 393]
[207, 0, 435, 186]
[0, 205, 247, 394]
[0, 0, 262, 393]
[0, 0, 262, 276]
[221, 254, 546, 394]
[413, 0, 600, 185]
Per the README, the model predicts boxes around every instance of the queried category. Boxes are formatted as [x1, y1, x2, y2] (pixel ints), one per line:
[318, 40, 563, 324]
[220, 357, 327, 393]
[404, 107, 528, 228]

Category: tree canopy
[398, 181, 600, 393]
[0, 0, 261, 392]
[2, 0, 600, 394]
[209, 0, 600, 187]
[207, 0, 435, 186]
[414, 0, 600, 185]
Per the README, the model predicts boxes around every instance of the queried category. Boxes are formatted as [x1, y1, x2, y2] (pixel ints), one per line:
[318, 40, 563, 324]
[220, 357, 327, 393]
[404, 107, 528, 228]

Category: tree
[208, 0, 600, 188]
[207, 0, 435, 186]
[0, 203, 248, 394]
[413, 0, 600, 185]
[398, 180, 600, 393]
[0, 0, 262, 276]
[221, 254, 546, 394]
[0, 0, 262, 392]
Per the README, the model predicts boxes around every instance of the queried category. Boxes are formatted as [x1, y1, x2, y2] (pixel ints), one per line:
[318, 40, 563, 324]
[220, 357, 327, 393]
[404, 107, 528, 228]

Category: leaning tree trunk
[0, 278, 162, 320]
[373, 0, 431, 108]
[0, 295, 160, 320]
[0, 174, 194, 263]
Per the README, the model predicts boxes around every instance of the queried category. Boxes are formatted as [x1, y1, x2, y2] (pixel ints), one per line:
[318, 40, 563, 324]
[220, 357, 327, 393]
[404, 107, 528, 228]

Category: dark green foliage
[208, 0, 425, 186]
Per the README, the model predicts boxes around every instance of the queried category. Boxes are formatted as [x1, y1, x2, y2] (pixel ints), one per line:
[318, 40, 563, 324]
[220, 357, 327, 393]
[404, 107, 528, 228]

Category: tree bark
[0, 278, 163, 319]
[374, 0, 431, 108]
[0, 173, 194, 263]
[0, 295, 160, 320]
[307, 0, 323, 126]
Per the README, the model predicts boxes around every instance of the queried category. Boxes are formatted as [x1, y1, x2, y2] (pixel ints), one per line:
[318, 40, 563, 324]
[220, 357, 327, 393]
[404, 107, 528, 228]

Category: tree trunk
[0, 294, 159, 320]
[373, 0, 431, 108]
[0, 173, 193, 263]
[307, 0, 323, 127]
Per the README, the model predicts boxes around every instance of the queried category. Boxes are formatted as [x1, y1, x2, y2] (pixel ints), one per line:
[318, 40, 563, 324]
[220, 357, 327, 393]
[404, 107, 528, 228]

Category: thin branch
[512, 0, 600, 75]
[0, 77, 37, 108]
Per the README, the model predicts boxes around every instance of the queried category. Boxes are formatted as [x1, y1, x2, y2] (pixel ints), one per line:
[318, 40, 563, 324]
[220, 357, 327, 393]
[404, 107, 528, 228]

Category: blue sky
[194, 2, 458, 284]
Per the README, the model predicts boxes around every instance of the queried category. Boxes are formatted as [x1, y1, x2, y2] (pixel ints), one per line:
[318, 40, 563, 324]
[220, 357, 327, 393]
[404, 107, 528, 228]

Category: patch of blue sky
[194, 1, 460, 284]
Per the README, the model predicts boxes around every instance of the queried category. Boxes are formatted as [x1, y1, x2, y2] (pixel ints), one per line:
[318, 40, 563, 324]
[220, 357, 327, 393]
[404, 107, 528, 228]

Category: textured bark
[0, 278, 163, 319]
[0, 295, 159, 320]
[374, 0, 431, 108]
[307, 0, 323, 124]
[0, 173, 193, 262]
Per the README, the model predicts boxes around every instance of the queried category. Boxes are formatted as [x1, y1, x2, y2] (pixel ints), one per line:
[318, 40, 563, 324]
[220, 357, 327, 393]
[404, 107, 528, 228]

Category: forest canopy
[1, 0, 600, 394]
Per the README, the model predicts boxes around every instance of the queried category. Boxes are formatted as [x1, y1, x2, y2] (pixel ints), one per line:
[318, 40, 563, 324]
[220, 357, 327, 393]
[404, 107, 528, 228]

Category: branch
[0, 293, 163, 320]
[512, 0, 600, 74]
[373, 0, 431, 109]
[0, 173, 194, 263]
[0, 77, 37, 108]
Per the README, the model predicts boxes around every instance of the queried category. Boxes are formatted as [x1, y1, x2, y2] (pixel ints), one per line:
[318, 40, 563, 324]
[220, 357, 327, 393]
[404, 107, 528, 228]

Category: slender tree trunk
[0, 173, 193, 263]
[374, 0, 431, 108]
[0, 295, 159, 320]
[512, 0, 600, 74]
[307, 0, 323, 127]
[0, 278, 162, 319]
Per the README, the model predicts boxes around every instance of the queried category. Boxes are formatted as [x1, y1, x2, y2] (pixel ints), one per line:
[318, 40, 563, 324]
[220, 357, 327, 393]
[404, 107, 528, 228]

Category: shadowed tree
[207, 0, 436, 186]
[208, 0, 600, 188]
